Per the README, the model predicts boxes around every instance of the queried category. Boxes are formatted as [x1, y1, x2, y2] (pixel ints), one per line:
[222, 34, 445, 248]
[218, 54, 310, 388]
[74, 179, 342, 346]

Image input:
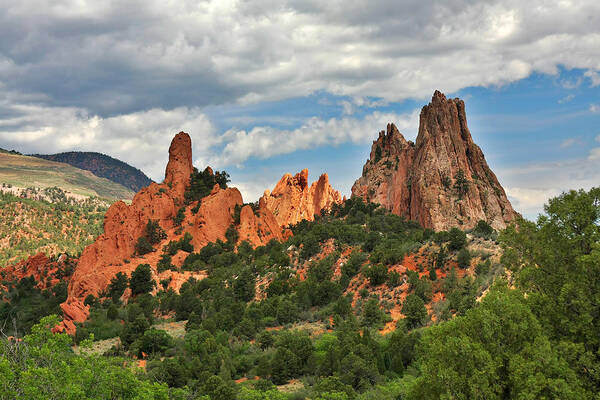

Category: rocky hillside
[261, 169, 343, 227]
[352, 91, 517, 231]
[32, 151, 153, 192]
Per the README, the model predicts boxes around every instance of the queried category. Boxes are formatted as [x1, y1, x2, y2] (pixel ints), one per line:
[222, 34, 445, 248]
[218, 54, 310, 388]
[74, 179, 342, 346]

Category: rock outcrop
[0, 252, 75, 292]
[352, 91, 517, 231]
[60, 132, 286, 333]
[261, 169, 343, 227]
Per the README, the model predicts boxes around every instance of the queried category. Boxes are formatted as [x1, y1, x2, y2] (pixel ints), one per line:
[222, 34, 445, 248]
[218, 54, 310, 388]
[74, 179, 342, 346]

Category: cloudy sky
[0, 0, 599, 219]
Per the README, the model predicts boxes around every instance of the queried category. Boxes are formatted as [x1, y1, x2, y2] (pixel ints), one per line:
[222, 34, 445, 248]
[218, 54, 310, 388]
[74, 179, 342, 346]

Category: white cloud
[584, 70, 600, 87]
[0, 96, 419, 186]
[558, 94, 575, 104]
[505, 187, 562, 217]
[0, 1, 599, 114]
[590, 104, 600, 113]
[0, 102, 217, 181]
[211, 109, 420, 167]
[588, 147, 600, 161]
[501, 145, 600, 218]
[559, 136, 581, 148]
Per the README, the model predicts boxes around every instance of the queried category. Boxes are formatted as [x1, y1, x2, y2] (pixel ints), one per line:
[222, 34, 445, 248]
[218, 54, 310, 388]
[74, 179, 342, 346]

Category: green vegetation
[0, 190, 107, 266]
[136, 220, 167, 255]
[453, 169, 469, 198]
[185, 167, 230, 204]
[2, 188, 600, 398]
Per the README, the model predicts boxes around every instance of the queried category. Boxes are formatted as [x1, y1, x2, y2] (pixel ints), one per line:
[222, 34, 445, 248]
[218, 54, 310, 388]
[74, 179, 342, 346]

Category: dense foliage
[1, 188, 599, 398]
[185, 167, 230, 204]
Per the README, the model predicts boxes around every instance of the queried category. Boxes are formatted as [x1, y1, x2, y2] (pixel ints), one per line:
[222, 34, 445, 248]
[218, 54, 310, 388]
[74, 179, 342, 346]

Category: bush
[132, 328, 172, 357]
[457, 248, 472, 268]
[473, 219, 494, 238]
[364, 264, 389, 286]
[362, 297, 384, 327]
[300, 235, 320, 260]
[107, 303, 119, 320]
[145, 219, 167, 245]
[185, 167, 230, 203]
[135, 236, 153, 256]
[108, 272, 129, 302]
[157, 253, 174, 273]
[402, 294, 427, 329]
[387, 271, 401, 287]
[173, 207, 185, 226]
[129, 264, 155, 296]
[429, 267, 437, 281]
[448, 228, 467, 251]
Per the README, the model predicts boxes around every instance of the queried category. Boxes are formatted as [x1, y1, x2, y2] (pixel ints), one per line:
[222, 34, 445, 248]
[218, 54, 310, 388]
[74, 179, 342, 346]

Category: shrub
[429, 267, 438, 281]
[362, 297, 384, 327]
[157, 253, 174, 273]
[132, 328, 172, 357]
[387, 270, 402, 287]
[402, 294, 427, 329]
[453, 169, 469, 198]
[173, 207, 185, 226]
[135, 236, 153, 256]
[448, 228, 467, 251]
[473, 219, 494, 238]
[145, 219, 167, 245]
[185, 167, 230, 203]
[457, 248, 472, 269]
[107, 303, 119, 320]
[364, 264, 389, 286]
[129, 264, 155, 296]
[108, 272, 129, 302]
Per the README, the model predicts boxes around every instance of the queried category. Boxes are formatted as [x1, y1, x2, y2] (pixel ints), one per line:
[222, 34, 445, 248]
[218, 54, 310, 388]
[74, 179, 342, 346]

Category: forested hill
[32, 151, 153, 192]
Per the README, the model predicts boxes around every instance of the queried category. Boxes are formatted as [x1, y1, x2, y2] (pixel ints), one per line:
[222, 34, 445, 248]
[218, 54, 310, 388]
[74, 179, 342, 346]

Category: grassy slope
[0, 151, 135, 201]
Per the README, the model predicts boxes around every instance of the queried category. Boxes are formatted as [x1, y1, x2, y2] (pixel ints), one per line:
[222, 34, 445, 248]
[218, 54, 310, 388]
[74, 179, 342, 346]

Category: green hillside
[0, 151, 135, 201]
[32, 151, 153, 192]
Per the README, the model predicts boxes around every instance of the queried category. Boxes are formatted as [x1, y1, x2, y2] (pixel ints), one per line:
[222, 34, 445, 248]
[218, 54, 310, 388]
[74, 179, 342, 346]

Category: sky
[0, 0, 599, 219]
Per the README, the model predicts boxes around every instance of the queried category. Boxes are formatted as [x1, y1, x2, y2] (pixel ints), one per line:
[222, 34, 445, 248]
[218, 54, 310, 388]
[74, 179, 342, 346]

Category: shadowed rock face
[261, 169, 343, 227]
[352, 91, 517, 231]
[60, 132, 286, 333]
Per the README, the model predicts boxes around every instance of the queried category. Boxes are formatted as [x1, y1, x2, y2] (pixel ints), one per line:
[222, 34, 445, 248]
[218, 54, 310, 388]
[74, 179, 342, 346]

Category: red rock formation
[0, 252, 75, 292]
[238, 197, 291, 245]
[352, 91, 517, 231]
[261, 169, 343, 227]
[164, 132, 193, 200]
[60, 131, 290, 333]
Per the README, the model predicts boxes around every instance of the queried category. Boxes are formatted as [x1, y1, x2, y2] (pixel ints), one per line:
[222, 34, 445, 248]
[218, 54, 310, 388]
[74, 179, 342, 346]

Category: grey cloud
[0, 0, 599, 116]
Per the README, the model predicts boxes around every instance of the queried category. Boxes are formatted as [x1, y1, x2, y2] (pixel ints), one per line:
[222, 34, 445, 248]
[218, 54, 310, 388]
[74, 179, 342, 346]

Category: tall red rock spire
[164, 131, 193, 200]
[352, 91, 517, 231]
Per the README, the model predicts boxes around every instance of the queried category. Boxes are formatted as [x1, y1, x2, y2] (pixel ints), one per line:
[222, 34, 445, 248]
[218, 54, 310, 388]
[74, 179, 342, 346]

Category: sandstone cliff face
[60, 132, 285, 332]
[261, 169, 343, 227]
[352, 91, 517, 231]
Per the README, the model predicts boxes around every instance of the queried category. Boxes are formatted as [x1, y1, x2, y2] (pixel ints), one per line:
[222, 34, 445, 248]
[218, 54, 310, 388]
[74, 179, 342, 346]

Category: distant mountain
[0, 151, 135, 201]
[32, 152, 153, 192]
